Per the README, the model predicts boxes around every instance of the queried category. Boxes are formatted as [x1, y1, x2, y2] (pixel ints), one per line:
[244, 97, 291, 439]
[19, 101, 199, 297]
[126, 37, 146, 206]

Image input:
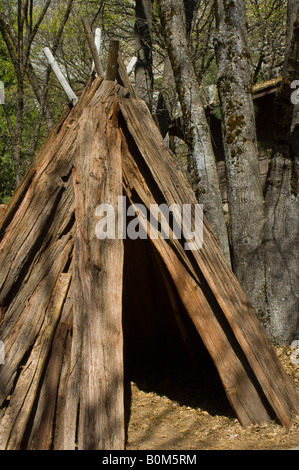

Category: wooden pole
[82, 19, 104, 77]
[117, 52, 137, 98]
[105, 40, 119, 81]
[43, 48, 78, 106]
[91, 28, 102, 75]
[126, 56, 137, 76]
[0, 80, 5, 104]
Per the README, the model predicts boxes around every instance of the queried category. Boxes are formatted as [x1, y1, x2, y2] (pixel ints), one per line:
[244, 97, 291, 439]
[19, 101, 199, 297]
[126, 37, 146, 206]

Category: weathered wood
[105, 40, 120, 81]
[0, 273, 71, 450]
[121, 130, 271, 427]
[73, 85, 124, 450]
[82, 19, 104, 77]
[0, 79, 104, 306]
[52, 312, 76, 450]
[117, 52, 137, 98]
[28, 321, 71, 450]
[0, 204, 7, 225]
[0, 77, 298, 451]
[126, 56, 137, 76]
[44, 47, 78, 106]
[91, 28, 102, 74]
[27, 286, 72, 450]
[0, 237, 73, 407]
[119, 93, 299, 428]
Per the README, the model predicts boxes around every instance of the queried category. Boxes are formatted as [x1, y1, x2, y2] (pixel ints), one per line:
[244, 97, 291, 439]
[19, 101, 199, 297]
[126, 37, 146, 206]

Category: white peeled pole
[0, 81, 5, 105]
[43, 47, 78, 106]
[126, 56, 137, 76]
[91, 28, 102, 75]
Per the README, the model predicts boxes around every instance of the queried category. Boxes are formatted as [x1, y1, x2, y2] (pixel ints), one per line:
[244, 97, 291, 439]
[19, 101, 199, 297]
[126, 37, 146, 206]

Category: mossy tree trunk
[214, 0, 266, 316]
[156, 0, 231, 265]
[214, 0, 299, 343]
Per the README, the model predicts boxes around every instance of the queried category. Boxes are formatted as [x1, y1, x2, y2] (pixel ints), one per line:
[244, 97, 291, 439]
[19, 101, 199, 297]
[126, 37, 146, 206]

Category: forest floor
[125, 346, 299, 451]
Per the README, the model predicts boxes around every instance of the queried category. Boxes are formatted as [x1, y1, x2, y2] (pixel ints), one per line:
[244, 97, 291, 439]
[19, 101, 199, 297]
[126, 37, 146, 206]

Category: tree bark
[263, 2, 299, 343]
[286, 0, 299, 59]
[135, 0, 153, 110]
[155, 55, 176, 138]
[214, 0, 266, 315]
[74, 83, 125, 450]
[156, 0, 231, 265]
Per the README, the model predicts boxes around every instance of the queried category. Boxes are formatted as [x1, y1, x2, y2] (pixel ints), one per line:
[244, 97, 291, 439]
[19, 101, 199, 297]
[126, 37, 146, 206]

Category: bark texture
[213, 0, 299, 343]
[156, 0, 231, 265]
[214, 0, 266, 317]
[263, 3, 299, 343]
[135, 0, 153, 110]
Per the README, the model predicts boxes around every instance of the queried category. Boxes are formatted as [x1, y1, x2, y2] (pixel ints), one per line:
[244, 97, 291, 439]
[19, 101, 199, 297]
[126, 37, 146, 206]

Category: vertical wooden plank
[121, 134, 271, 427]
[82, 19, 104, 77]
[27, 284, 73, 450]
[117, 52, 137, 98]
[118, 94, 299, 427]
[0, 273, 71, 450]
[27, 322, 70, 450]
[106, 40, 120, 81]
[73, 88, 124, 449]
[91, 28, 102, 75]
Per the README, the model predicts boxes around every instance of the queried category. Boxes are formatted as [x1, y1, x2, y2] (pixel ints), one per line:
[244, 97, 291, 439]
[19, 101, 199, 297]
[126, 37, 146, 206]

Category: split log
[0, 205, 7, 225]
[117, 52, 137, 98]
[52, 307, 75, 450]
[119, 94, 299, 428]
[27, 283, 73, 450]
[0, 273, 71, 450]
[105, 40, 119, 81]
[52, 268, 79, 451]
[121, 131, 271, 427]
[73, 83, 124, 450]
[0, 236, 73, 407]
[82, 19, 104, 77]
[30, 321, 70, 449]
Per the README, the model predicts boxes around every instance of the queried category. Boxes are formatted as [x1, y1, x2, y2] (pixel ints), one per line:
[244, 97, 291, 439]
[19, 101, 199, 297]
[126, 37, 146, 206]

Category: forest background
[0, 0, 298, 345]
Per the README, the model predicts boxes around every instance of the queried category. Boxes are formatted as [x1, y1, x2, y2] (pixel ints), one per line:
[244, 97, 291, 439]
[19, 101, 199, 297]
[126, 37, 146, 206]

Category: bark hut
[0, 66, 299, 449]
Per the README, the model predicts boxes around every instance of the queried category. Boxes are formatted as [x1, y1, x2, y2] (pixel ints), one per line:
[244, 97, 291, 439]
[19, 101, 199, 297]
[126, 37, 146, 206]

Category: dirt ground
[125, 346, 299, 451]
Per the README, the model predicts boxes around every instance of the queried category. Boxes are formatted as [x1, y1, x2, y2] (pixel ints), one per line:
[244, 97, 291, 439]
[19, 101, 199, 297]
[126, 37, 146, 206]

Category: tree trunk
[263, 2, 299, 343]
[214, 0, 266, 315]
[13, 78, 25, 187]
[135, 0, 153, 110]
[156, 0, 231, 265]
[155, 55, 176, 138]
[286, 0, 299, 59]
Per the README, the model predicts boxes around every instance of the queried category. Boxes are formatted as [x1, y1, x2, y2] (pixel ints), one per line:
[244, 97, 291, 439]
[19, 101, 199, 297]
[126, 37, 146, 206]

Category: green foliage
[0, 151, 15, 204]
[0, 0, 290, 203]
[246, 0, 287, 83]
